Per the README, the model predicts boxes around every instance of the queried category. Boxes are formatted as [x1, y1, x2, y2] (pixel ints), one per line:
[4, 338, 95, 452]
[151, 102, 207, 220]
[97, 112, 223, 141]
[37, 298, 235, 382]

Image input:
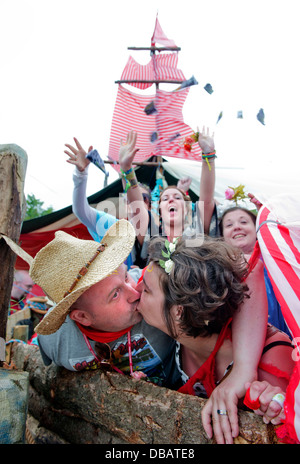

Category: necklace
[83, 330, 147, 379]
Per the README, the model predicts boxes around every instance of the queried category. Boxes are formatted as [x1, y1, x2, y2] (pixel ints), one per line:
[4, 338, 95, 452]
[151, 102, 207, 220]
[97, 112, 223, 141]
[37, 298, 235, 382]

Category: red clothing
[178, 320, 292, 398]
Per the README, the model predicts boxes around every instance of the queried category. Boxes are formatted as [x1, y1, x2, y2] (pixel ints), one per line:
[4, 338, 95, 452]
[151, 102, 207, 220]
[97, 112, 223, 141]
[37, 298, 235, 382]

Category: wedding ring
[217, 409, 228, 415]
[271, 393, 285, 408]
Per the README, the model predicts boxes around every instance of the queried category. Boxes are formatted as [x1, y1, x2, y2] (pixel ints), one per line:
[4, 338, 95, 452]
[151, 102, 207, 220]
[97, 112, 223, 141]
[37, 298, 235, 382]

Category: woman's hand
[64, 137, 92, 172]
[244, 380, 286, 425]
[248, 193, 263, 211]
[119, 130, 139, 172]
[177, 176, 192, 193]
[198, 126, 215, 154]
[201, 364, 256, 444]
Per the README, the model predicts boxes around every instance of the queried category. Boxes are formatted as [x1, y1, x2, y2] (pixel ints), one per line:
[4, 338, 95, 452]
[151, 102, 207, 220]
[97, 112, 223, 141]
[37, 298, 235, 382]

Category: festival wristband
[120, 168, 137, 192]
[202, 151, 217, 171]
[243, 387, 261, 410]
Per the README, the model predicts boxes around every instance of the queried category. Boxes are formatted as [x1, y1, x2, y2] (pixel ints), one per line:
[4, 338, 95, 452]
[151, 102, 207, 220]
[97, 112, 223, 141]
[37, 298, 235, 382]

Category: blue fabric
[264, 267, 291, 338]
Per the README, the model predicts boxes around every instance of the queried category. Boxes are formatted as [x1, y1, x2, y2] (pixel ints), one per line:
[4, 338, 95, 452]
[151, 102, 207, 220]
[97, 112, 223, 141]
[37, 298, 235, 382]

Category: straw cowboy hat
[1, 220, 136, 335]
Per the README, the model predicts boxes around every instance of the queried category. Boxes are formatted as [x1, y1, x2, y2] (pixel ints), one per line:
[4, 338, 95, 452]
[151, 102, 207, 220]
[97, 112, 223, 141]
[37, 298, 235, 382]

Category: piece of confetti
[176, 75, 198, 90]
[144, 101, 157, 115]
[86, 150, 109, 176]
[204, 83, 213, 94]
[257, 108, 265, 125]
[216, 111, 223, 124]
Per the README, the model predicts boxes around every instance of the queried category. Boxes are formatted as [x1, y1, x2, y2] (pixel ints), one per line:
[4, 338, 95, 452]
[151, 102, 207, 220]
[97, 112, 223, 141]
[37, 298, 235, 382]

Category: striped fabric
[107, 85, 202, 169]
[151, 16, 177, 48]
[120, 54, 186, 89]
[108, 17, 200, 169]
[256, 197, 300, 443]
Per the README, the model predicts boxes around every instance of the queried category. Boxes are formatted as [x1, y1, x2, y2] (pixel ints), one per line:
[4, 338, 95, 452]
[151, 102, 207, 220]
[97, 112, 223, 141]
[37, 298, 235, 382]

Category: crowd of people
[9, 128, 299, 444]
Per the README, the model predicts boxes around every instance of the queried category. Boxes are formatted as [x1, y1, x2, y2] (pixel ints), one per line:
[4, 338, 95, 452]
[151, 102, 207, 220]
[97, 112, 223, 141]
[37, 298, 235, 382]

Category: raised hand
[119, 131, 139, 172]
[198, 126, 215, 154]
[248, 193, 263, 211]
[64, 137, 92, 172]
[177, 176, 192, 193]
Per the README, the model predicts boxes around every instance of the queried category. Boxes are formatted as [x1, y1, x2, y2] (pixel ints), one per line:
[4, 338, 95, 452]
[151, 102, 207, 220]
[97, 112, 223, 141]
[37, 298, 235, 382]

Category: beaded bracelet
[202, 151, 217, 171]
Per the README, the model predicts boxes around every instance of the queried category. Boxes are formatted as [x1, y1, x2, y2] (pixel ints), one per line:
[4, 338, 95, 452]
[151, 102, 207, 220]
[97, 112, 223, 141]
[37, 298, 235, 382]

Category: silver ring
[271, 393, 285, 408]
[217, 409, 228, 415]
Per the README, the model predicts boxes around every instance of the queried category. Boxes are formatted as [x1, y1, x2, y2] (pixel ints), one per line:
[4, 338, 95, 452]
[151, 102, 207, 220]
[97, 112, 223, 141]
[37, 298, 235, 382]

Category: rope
[25, 424, 36, 444]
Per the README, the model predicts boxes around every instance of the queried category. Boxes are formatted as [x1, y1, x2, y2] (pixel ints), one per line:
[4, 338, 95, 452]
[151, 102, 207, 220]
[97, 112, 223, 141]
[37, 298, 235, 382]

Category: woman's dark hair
[148, 236, 249, 339]
[219, 206, 257, 236]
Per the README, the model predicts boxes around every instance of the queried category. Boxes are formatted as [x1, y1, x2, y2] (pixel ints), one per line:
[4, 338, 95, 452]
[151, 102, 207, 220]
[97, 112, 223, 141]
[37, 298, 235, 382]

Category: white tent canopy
[163, 158, 300, 214]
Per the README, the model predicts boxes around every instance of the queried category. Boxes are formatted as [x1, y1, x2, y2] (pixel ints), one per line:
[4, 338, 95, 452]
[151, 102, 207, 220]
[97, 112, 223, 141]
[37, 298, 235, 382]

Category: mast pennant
[151, 16, 177, 48]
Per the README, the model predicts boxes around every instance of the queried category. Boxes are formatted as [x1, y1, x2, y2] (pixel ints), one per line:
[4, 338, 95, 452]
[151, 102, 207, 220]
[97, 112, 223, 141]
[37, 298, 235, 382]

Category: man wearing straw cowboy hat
[1, 219, 179, 387]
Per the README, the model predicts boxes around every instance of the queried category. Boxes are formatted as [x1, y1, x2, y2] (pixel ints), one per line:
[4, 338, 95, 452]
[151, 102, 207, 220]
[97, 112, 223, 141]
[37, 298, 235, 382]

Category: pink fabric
[108, 86, 202, 169]
[151, 17, 177, 48]
[120, 54, 185, 89]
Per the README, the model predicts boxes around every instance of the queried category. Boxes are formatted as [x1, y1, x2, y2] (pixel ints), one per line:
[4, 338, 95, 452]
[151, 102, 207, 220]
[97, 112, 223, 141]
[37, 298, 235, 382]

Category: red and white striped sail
[120, 54, 186, 90]
[256, 195, 300, 444]
[151, 15, 177, 48]
[107, 19, 201, 168]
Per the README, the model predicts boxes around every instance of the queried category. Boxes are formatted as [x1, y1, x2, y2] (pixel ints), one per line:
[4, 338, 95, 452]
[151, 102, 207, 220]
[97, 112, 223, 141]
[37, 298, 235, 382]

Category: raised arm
[198, 127, 216, 234]
[119, 131, 149, 245]
[64, 138, 98, 232]
[201, 258, 268, 444]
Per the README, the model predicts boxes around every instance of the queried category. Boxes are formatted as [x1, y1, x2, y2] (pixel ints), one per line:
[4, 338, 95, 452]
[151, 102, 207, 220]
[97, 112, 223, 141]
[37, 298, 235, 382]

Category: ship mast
[115, 46, 183, 88]
[115, 44, 184, 159]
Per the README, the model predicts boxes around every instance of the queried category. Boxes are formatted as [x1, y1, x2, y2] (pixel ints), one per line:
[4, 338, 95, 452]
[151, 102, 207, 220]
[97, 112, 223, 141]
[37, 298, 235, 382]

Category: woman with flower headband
[136, 236, 294, 444]
[219, 205, 290, 337]
[119, 129, 272, 444]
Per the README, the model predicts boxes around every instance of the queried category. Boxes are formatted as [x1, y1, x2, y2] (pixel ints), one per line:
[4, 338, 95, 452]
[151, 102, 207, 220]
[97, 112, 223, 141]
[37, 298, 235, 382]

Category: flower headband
[159, 238, 178, 275]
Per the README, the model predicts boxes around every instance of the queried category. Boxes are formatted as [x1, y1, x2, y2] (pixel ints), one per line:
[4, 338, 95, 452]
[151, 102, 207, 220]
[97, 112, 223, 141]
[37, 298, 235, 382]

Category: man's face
[70, 264, 142, 331]
[12, 271, 34, 300]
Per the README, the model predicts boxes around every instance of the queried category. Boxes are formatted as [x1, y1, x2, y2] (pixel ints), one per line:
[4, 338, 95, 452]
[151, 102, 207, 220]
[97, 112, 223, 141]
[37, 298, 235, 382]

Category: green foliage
[25, 194, 54, 220]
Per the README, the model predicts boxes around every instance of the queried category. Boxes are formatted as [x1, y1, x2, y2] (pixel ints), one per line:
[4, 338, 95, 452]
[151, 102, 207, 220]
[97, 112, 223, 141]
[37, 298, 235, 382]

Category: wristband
[202, 151, 217, 158]
[120, 168, 138, 192]
[121, 167, 134, 176]
[243, 387, 261, 410]
[202, 151, 217, 171]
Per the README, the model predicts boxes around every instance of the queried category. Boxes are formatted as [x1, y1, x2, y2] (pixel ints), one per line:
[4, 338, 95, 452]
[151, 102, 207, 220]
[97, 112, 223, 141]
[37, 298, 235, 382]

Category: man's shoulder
[38, 314, 81, 346]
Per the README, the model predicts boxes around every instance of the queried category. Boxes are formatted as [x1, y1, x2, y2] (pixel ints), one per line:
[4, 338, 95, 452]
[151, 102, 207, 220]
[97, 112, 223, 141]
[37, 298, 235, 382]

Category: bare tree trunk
[0, 145, 27, 363]
[12, 342, 281, 445]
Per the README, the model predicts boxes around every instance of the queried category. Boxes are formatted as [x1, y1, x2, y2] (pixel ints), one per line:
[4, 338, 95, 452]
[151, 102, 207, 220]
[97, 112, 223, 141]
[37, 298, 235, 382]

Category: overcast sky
[1, 0, 299, 211]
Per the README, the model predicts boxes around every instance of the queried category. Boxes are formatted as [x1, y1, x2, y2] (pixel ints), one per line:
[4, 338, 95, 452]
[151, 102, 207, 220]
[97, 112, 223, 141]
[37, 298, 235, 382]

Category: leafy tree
[24, 194, 54, 220]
